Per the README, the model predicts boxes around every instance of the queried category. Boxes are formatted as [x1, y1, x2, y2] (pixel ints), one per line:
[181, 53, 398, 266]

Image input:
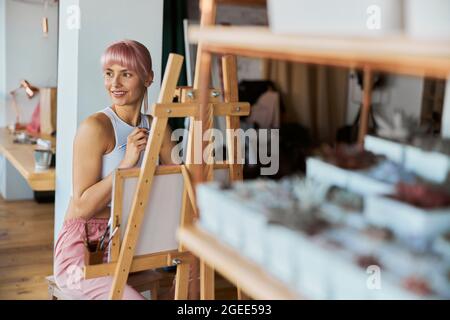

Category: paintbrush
[84, 222, 89, 248]
[97, 225, 110, 252]
[101, 226, 119, 250]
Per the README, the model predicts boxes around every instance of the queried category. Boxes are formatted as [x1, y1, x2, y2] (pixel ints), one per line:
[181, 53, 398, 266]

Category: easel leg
[177, 184, 199, 300]
[358, 67, 373, 145]
[151, 282, 159, 301]
[175, 263, 190, 300]
[200, 259, 215, 300]
[188, 257, 200, 300]
[237, 286, 249, 300]
[222, 55, 244, 181]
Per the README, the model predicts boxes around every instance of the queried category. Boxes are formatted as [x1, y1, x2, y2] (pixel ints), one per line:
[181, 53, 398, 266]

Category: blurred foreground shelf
[178, 224, 300, 300]
[189, 25, 450, 79]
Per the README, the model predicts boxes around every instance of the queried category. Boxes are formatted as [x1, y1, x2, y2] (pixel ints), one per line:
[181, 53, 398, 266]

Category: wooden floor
[0, 196, 237, 300]
[0, 196, 54, 299]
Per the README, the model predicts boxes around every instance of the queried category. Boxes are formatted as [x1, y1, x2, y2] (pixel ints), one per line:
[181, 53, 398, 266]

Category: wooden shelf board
[0, 128, 55, 191]
[189, 26, 450, 79]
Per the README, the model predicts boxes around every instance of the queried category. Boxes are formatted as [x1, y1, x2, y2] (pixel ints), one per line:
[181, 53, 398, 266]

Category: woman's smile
[111, 90, 128, 98]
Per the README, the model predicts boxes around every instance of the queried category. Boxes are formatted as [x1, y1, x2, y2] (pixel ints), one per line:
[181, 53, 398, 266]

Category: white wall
[0, 0, 58, 200]
[55, 0, 164, 240]
[346, 74, 424, 124]
[5, 0, 58, 125]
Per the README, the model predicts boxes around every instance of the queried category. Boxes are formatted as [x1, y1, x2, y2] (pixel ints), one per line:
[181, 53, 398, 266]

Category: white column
[55, 0, 164, 240]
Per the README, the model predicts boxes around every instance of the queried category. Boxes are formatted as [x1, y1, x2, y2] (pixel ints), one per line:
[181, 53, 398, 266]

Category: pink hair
[101, 39, 153, 84]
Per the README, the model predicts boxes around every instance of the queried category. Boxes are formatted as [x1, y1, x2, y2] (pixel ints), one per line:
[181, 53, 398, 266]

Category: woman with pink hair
[53, 40, 175, 299]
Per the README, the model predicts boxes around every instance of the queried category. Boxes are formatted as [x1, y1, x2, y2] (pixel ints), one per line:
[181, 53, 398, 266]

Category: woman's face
[103, 64, 147, 107]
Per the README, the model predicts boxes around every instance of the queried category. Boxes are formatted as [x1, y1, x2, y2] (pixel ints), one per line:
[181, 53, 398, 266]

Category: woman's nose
[111, 75, 121, 86]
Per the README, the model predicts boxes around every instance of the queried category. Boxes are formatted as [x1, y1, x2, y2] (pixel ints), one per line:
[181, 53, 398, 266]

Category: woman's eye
[105, 72, 113, 78]
[123, 73, 132, 78]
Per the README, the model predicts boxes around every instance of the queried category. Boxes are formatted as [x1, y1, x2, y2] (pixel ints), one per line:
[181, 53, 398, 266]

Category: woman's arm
[70, 115, 115, 219]
[70, 115, 150, 220]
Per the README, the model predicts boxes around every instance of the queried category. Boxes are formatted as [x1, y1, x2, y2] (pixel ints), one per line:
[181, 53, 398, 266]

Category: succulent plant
[375, 110, 418, 141]
[291, 177, 330, 213]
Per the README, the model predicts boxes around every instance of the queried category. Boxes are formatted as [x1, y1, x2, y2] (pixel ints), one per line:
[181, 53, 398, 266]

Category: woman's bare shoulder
[75, 113, 114, 153]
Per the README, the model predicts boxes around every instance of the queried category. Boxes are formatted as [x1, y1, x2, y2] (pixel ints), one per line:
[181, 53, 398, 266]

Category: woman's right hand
[119, 128, 149, 169]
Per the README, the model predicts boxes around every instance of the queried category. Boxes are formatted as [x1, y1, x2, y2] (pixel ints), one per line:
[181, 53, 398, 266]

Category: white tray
[197, 183, 226, 236]
[364, 135, 405, 163]
[365, 195, 450, 242]
[306, 158, 349, 189]
[265, 225, 299, 285]
[293, 233, 334, 299]
[198, 183, 271, 265]
[404, 146, 449, 183]
[432, 234, 450, 261]
[239, 206, 269, 265]
[307, 157, 394, 196]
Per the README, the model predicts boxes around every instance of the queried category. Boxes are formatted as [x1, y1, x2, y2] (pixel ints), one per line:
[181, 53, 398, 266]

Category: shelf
[189, 26, 450, 79]
[0, 128, 55, 191]
[177, 225, 301, 300]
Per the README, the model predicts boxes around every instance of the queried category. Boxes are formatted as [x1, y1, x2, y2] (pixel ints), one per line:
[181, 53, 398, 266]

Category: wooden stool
[46, 270, 163, 300]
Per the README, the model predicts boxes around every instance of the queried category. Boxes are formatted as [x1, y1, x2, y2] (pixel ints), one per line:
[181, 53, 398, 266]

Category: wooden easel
[193, 0, 258, 300]
[82, 52, 249, 300]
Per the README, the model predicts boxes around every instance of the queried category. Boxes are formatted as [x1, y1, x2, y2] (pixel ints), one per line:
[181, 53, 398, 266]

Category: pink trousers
[54, 217, 144, 300]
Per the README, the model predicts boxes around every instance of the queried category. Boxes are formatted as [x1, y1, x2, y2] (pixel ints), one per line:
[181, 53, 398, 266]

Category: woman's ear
[145, 70, 154, 87]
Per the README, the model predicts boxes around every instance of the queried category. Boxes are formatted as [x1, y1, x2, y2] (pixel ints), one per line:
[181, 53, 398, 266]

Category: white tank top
[100, 106, 151, 179]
